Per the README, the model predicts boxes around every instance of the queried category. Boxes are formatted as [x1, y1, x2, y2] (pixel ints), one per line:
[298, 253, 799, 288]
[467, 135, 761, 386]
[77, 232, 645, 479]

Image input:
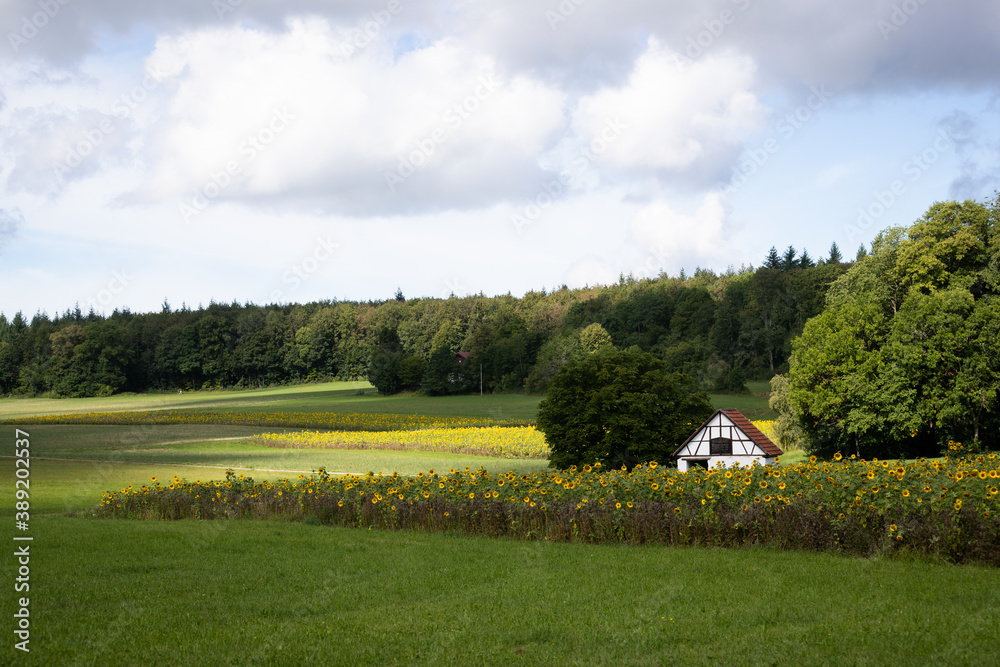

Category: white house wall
[678, 456, 775, 472]
[674, 413, 769, 458]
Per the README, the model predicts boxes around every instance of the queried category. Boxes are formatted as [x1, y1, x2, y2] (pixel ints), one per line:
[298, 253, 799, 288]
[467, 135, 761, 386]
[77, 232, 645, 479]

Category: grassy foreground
[11, 516, 1000, 665]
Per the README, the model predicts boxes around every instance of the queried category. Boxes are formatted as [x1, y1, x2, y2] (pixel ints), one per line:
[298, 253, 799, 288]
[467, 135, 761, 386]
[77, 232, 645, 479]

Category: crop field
[99, 453, 1000, 565]
[3, 382, 998, 664]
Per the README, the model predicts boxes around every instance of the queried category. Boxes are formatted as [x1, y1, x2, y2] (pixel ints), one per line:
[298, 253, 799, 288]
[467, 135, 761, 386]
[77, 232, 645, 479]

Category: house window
[710, 437, 732, 456]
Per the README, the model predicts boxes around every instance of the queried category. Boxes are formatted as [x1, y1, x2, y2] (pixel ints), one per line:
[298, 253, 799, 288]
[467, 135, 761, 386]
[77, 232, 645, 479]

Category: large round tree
[788, 198, 1000, 458]
[536, 346, 713, 470]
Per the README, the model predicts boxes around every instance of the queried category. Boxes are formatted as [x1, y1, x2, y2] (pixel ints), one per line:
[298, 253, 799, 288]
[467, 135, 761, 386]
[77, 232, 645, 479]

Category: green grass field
[14, 516, 1000, 666]
[0, 381, 544, 421]
[3, 382, 996, 665]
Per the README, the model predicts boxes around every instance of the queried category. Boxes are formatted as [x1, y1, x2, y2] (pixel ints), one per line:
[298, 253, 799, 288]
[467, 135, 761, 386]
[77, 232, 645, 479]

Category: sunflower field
[249, 425, 548, 458]
[97, 451, 1000, 566]
[249, 420, 790, 460]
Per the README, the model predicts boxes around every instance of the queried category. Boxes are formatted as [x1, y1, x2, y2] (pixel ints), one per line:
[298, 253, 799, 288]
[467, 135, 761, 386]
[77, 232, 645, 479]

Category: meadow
[3, 382, 999, 665]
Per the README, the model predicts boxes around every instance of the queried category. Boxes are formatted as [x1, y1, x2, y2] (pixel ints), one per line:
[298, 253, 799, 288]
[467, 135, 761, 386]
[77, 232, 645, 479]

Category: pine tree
[763, 246, 781, 269]
[827, 242, 843, 264]
[781, 245, 797, 271]
[799, 249, 815, 268]
[856, 244, 869, 261]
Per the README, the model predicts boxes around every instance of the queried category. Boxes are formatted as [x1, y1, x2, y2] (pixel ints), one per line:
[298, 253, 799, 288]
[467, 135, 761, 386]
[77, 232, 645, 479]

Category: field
[3, 382, 999, 665]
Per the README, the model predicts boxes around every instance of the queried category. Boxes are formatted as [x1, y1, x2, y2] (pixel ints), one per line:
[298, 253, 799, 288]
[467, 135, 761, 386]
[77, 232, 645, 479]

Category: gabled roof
[672, 409, 783, 458]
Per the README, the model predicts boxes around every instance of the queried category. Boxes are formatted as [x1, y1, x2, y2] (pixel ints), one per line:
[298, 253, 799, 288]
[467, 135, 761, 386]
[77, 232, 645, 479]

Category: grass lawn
[9, 515, 1000, 665]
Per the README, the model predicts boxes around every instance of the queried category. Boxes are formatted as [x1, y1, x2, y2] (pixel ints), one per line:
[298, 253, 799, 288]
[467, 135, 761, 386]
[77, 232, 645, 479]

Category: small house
[673, 409, 783, 472]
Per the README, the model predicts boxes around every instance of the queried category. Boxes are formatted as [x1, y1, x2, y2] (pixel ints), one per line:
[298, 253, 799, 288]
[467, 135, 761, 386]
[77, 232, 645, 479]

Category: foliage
[714, 365, 748, 393]
[421, 346, 471, 396]
[579, 322, 613, 353]
[97, 452, 1000, 566]
[789, 198, 1000, 459]
[536, 347, 713, 470]
[368, 351, 426, 395]
[524, 333, 584, 393]
[768, 374, 805, 452]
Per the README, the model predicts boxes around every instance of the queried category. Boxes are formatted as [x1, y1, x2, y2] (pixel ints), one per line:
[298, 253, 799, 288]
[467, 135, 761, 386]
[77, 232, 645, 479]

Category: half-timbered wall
[674, 411, 777, 471]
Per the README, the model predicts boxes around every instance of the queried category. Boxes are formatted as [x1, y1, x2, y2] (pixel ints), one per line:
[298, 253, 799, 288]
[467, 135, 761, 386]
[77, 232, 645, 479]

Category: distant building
[455, 352, 470, 365]
[673, 409, 783, 472]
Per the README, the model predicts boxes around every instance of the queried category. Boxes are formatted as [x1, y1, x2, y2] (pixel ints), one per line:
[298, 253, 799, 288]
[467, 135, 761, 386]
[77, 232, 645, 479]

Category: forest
[0, 242, 853, 399]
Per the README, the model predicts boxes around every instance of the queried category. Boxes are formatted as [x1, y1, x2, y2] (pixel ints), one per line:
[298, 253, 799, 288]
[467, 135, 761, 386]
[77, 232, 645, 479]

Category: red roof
[673, 409, 783, 458]
[719, 409, 783, 457]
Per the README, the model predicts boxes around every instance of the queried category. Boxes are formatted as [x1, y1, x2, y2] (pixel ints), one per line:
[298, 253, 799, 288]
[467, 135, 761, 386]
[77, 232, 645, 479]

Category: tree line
[0, 243, 856, 398]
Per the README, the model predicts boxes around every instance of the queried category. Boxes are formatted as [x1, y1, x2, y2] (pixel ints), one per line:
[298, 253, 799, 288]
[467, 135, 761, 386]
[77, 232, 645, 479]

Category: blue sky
[1, 0, 998, 317]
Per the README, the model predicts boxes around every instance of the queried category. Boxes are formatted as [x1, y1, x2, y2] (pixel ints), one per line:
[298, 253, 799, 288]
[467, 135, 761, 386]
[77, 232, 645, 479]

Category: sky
[1, 0, 998, 317]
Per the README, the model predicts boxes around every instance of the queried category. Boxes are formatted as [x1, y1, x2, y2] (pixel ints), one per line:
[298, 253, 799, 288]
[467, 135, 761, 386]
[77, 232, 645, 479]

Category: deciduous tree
[788, 198, 999, 457]
[536, 346, 713, 470]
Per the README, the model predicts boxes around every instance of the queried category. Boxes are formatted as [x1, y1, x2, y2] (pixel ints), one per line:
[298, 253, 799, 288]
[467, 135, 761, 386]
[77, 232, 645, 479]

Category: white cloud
[129, 19, 567, 215]
[3, 106, 136, 195]
[562, 256, 619, 290]
[567, 39, 766, 185]
[629, 192, 735, 272]
[0, 208, 23, 255]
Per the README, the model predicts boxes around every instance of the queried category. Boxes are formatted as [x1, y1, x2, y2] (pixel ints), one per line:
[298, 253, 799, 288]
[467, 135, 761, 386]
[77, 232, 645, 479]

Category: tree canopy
[787, 198, 1000, 458]
[0, 236, 852, 398]
[536, 346, 713, 470]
